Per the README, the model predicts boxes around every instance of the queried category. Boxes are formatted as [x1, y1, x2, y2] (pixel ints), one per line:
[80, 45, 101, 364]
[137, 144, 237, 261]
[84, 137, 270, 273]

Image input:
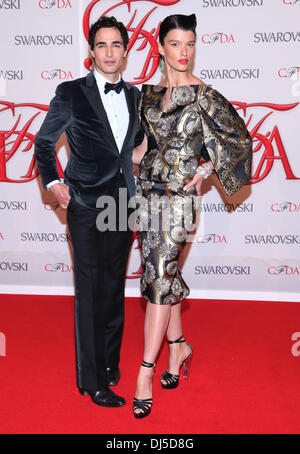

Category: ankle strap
[141, 360, 156, 368]
[168, 335, 185, 345]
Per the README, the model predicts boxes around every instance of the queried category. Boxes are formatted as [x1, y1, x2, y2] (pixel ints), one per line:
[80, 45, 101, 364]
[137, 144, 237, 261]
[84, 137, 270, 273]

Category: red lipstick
[178, 59, 189, 65]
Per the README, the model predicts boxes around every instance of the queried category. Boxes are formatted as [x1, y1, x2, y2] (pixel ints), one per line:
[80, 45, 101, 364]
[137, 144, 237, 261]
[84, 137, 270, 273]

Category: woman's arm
[132, 134, 147, 165]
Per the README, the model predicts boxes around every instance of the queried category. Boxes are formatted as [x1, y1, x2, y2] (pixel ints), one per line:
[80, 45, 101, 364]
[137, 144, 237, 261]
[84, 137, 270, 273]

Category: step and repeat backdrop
[0, 0, 299, 301]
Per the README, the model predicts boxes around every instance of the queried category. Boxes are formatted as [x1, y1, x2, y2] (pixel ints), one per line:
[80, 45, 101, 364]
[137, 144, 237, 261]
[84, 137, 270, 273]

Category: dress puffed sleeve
[197, 86, 252, 196]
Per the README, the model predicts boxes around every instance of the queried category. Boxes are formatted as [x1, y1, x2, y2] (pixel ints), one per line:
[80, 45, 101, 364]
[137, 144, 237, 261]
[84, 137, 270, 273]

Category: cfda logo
[233, 100, 300, 185]
[271, 202, 300, 213]
[39, 0, 71, 8]
[41, 69, 74, 80]
[201, 32, 235, 44]
[278, 67, 300, 79]
[267, 265, 299, 275]
[283, 0, 300, 5]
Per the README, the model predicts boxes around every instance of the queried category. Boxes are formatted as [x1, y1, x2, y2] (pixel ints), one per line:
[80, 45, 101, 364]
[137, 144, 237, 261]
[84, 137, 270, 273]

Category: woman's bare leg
[134, 302, 170, 414]
[166, 301, 183, 340]
[134, 300, 190, 412]
[161, 302, 192, 383]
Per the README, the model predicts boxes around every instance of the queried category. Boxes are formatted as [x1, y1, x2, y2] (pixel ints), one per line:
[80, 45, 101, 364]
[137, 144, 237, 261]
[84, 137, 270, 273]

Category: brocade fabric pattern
[136, 84, 252, 304]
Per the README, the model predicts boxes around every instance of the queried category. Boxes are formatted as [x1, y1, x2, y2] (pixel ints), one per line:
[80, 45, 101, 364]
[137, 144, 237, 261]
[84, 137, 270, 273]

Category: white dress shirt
[93, 69, 129, 152]
[47, 69, 129, 189]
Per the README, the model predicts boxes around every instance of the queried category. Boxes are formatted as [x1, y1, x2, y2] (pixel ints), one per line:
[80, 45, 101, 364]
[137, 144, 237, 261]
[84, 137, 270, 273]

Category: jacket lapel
[81, 72, 136, 156]
[120, 82, 135, 155]
[80, 72, 119, 155]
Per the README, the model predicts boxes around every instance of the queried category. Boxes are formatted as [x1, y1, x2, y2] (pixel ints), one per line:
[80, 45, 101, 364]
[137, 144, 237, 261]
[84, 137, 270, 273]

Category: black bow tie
[104, 79, 125, 94]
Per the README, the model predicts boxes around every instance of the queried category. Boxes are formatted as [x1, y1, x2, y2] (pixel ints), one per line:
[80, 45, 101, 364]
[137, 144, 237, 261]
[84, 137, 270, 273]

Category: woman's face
[159, 28, 196, 73]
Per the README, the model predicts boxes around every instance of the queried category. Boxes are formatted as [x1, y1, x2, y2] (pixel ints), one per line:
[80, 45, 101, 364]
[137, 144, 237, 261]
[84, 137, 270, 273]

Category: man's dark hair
[159, 14, 197, 46]
[88, 16, 129, 51]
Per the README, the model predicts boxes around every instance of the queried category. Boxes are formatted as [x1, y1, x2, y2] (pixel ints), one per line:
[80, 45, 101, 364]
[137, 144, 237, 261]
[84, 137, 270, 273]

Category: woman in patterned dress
[132, 14, 252, 418]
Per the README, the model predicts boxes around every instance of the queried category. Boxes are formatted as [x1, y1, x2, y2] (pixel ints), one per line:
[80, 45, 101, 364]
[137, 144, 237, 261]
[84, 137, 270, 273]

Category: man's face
[91, 27, 127, 78]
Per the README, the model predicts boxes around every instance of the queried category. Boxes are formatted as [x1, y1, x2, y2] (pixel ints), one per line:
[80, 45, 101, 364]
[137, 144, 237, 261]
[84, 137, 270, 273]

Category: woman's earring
[160, 57, 164, 71]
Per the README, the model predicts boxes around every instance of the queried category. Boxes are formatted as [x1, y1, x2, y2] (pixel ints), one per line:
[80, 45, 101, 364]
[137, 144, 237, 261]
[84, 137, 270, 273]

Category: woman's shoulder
[142, 77, 207, 88]
[189, 76, 206, 86]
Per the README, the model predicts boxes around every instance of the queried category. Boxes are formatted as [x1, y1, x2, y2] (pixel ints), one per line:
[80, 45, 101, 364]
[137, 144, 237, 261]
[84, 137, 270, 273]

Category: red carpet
[0, 294, 299, 434]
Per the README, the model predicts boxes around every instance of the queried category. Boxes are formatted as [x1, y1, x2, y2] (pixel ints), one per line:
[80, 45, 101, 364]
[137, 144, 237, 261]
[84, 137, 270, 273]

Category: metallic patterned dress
[136, 84, 252, 305]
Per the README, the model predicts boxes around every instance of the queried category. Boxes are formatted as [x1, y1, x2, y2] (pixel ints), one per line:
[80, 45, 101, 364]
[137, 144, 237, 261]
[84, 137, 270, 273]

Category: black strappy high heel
[133, 360, 156, 419]
[160, 335, 192, 389]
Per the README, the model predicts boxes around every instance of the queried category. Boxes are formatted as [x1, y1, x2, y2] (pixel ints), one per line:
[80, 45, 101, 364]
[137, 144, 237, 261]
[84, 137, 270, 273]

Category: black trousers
[67, 176, 133, 391]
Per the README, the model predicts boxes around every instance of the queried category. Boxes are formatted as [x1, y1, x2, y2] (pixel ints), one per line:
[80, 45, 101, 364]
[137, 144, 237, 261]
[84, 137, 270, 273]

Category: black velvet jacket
[34, 71, 143, 208]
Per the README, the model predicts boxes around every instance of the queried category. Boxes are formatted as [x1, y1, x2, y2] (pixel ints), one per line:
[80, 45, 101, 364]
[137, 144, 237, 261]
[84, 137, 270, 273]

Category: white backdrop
[0, 0, 300, 301]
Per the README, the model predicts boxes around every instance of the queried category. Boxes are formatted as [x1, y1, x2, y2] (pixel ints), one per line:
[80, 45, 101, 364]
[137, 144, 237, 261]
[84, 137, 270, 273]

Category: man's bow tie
[104, 79, 125, 94]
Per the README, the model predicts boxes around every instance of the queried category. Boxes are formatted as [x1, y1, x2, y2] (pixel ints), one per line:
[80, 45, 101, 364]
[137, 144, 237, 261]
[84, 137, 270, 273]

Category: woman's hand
[183, 173, 204, 196]
[183, 160, 214, 196]
[132, 134, 147, 165]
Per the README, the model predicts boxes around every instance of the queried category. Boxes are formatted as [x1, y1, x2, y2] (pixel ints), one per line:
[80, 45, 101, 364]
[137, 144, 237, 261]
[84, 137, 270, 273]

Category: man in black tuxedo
[34, 17, 143, 407]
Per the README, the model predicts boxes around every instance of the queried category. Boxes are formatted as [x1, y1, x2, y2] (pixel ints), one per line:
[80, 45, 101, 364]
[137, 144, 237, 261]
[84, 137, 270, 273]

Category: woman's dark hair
[88, 16, 129, 50]
[159, 14, 197, 45]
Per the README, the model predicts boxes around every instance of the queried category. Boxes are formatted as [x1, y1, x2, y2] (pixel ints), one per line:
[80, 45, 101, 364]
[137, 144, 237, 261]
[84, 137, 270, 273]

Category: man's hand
[49, 183, 70, 209]
[183, 173, 204, 196]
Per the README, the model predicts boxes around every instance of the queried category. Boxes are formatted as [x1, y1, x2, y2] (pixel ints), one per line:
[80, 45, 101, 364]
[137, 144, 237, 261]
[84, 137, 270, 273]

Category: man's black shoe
[79, 387, 125, 407]
[106, 368, 121, 386]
